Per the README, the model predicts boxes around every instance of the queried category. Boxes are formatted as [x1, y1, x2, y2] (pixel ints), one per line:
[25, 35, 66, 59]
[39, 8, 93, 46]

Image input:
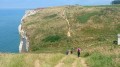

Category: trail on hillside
[34, 59, 40, 67]
[55, 56, 67, 67]
[72, 57, 88, 67]
[72, 58, 77, 67]
[55, 55, 88, 67]
[61, 10, 71, 37]
[80, 58, 88, 67]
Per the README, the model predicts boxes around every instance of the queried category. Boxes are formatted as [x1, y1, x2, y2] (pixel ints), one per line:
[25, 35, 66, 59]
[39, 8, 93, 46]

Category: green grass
[9, 54, 25, 67]
[20, 5, 120, 66]
[39, 53, 64, 67]
[62, 55, 76, 67]
[44, 14, 57, 19]
[0, 54, 25, 67]
[77, 12, 98, 23]
[1, 52, 120, 67]
[42, 35, 61, 42]
[23, 6, 120, 53]
[0, 5, 120, 67]
[87, 52, 114, 67]
[0, 53, 65, 67]
[84, 4, 120, 7]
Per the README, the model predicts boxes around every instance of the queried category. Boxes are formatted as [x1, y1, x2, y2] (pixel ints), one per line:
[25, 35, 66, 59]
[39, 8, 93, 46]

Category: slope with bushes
[22, 5, 120, 53]
[14, 5, 120, 67]
[0, 5, 120, 67]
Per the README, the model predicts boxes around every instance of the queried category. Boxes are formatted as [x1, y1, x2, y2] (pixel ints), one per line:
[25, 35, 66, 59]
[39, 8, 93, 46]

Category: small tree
[112, 0, 120, 4]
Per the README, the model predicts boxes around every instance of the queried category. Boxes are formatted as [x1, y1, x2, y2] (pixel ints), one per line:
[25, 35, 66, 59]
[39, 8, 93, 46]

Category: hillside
[0, 5, 120, 67]
[0, 52, 120, 67]
[22, 5, 120, 53]
[17, 5, 120, 67]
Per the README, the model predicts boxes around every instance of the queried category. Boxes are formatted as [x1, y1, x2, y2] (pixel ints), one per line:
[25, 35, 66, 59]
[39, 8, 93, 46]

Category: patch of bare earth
[80, 58, 88, 67]
[72, 58, 77, 67]
[34, 59, 40, 67]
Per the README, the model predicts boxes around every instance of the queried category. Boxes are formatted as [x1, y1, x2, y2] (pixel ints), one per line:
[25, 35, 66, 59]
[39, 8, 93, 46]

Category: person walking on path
[70, 48, 73, 54]
[66, 50, 69, 55]
[77, 48, 81, 57]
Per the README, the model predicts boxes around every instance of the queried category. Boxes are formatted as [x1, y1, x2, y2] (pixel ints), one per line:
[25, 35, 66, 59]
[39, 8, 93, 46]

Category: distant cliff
[18, 10, 38, 53]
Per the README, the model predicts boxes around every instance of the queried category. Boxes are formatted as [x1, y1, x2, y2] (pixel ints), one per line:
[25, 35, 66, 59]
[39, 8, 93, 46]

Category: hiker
[70, 50, 73, 54]
[77, 48, 81, 57]
[70, 48, 74, 54]
[66, 50, 69, 55]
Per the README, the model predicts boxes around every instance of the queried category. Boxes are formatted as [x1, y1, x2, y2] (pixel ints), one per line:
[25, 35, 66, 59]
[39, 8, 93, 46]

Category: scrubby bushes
[112, 0, 120, 4]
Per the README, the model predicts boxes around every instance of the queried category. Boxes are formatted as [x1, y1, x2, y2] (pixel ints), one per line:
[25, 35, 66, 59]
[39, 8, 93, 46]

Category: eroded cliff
[18, 10, 38, 53]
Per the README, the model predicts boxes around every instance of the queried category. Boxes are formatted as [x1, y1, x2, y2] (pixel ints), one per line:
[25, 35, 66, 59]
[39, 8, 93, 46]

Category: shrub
[112, 0, 120, 4]
[42, 35, 61, 42]
[82, 52, 90, 57]
[97, 37, 106, 41]
[44, 14, 57, 19]
[77, 12, 98, 23]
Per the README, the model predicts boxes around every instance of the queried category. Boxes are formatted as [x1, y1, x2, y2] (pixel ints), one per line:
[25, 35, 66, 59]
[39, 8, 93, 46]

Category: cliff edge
[18, 10, 38, 53]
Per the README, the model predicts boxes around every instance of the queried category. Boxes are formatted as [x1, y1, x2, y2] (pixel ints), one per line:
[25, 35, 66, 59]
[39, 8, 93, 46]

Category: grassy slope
[0, 53, 120, 67]
[1, 5, 120, 67]
[23, 5, 120, 53]
[0, 53, 64, 67]
[0, 53, 85, 67]
[21, 5, 120, 67]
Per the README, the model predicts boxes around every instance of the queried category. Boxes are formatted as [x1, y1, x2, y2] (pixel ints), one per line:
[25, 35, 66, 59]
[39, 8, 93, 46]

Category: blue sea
[0, 9, 25, 53]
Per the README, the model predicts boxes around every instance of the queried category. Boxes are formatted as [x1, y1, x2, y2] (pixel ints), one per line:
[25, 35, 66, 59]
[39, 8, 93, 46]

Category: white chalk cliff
[18, 10, 37, 53]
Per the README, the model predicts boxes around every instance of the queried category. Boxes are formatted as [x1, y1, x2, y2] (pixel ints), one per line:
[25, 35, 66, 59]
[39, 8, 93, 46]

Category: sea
[0, 9, 25, 53]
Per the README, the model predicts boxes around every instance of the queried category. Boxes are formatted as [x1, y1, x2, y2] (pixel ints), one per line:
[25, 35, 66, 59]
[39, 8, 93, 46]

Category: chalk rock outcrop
[18, 10, 37, 53]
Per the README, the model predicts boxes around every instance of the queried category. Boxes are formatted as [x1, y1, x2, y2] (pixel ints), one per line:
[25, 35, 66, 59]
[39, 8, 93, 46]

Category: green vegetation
[84, 4, 120, 7]
[112, 0, 120, 4]
[24, 5, 119, 52]
[42, 35, 61, 42]
[87, 52, 114, 67]
[1, 52, 120, 67]
[0, 54, 25, 67]
[22, 5, 120, 54]
[62, 55, 76, 67]
[77, 12, 98, 23]
[44, 14, 57, 19]
[0, 53, 64, 67]
[10, 5, 120, 67]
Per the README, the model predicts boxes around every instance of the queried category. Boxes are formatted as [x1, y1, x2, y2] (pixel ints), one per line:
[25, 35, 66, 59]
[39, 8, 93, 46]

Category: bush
[82, 52, 90, 57]
[97, 37, 106, 41]
[112, 0, 120, 4]
[44, 14, 57, 19]
[77, 12, 98, 23]
[42, 35, 61, 42]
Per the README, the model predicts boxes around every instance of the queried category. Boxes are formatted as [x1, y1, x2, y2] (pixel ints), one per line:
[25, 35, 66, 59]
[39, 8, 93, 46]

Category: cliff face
[18, 10, 37, 53]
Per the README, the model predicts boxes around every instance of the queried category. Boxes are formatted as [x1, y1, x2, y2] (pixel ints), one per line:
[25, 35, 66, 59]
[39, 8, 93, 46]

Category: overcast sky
[0, 0, 113, 9]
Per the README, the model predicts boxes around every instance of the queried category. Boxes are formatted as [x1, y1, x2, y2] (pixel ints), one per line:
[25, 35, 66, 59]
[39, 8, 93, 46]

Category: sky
[0, 0, 113, 9]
